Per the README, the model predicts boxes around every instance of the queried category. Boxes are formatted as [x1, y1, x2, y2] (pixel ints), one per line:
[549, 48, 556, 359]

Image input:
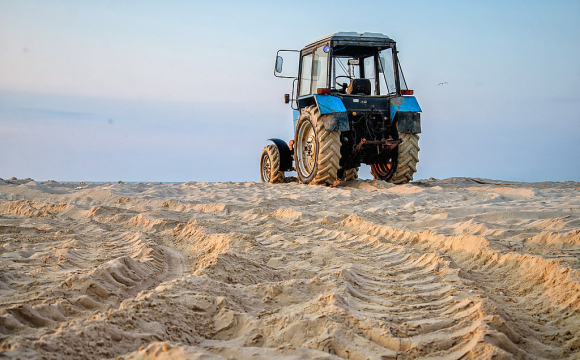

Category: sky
[1, 0, 579, 182]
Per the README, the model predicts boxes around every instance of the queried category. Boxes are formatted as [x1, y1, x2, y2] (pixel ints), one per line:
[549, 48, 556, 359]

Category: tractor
[260, 32, 421, 185]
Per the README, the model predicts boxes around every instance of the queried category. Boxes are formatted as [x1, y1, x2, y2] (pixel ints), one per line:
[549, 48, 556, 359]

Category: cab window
[378, 48, 397, 95]
[311, 46, 329, 93]
[332, 57, 360, 89]
[362, 56, 376, 95]
[299, 54, 313, 96]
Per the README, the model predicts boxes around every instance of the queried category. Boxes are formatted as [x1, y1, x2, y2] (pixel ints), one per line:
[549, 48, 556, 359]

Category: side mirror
[284, 94, 290, 104]
[275, 56, 283, 73]
[273, 49, 299, 78]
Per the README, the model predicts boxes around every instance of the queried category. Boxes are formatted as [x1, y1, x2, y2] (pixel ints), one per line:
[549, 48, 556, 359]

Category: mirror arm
[274, 49, 300, 79]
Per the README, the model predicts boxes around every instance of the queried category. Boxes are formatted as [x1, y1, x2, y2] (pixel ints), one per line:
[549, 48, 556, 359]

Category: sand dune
[0, 177, 579, 359]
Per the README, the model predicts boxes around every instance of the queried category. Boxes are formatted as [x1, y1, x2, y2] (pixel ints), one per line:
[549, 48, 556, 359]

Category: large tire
[260, 145, 285, 183]
[294, 106, 341, 185]
[390, 133, 420, 184]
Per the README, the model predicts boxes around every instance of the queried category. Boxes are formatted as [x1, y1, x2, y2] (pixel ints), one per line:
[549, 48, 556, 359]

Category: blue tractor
[260, 32, 421, 185]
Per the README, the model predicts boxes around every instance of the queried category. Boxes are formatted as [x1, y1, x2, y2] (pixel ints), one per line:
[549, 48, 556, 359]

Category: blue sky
[1, 0, 579, 182]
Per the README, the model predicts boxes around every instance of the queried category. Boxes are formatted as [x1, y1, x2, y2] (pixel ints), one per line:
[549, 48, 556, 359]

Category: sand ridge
[0, 177, 579, 359]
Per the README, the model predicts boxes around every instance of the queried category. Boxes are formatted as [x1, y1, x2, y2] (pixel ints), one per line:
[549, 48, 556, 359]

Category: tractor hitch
[355, 138, 402, 153]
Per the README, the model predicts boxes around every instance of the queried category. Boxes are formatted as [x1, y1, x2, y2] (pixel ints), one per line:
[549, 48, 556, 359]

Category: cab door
[298, 44, 330, 97]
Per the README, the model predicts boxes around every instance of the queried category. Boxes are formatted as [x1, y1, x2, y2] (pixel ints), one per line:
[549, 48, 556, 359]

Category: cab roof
[303, 32, 396, 50]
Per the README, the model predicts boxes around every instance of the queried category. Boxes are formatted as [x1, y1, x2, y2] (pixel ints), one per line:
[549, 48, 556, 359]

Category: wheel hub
[262, 155, 271, 182]
[297, 121, 317, 178]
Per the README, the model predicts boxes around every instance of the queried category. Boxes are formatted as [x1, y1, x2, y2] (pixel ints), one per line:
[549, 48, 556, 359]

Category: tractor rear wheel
[260, 144, 285, 183]
[371, 133, 419, 184]
[294, 106, 341, 185]
[390, 133, 420, 184]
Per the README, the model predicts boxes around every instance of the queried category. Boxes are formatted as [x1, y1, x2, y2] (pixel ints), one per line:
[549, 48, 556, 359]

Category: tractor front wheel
[260, 144, 285, 183]
[294, 106, 341, 185]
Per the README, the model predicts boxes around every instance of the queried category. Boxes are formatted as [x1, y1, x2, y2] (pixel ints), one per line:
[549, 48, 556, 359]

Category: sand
[0, 177, 579, 359]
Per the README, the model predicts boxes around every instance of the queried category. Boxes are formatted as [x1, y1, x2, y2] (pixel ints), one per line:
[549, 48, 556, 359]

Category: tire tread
[390, 133, 420, 184]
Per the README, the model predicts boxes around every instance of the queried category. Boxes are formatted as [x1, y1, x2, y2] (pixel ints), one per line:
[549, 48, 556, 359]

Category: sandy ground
[0, 177, 579, 359]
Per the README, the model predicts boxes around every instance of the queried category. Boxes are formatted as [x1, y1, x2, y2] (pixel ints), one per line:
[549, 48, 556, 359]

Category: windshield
[332, 56, 360, 89]
[330, 48, 399, 96]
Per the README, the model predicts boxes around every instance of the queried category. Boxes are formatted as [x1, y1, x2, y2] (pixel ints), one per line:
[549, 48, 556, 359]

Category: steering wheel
[335, 75, 353, 90]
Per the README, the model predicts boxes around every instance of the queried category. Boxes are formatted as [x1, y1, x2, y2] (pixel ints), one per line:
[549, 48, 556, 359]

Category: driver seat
[347, 78, 372, 95]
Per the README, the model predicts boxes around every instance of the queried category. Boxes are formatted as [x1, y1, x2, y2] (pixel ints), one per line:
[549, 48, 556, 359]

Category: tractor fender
[267, 138, 293, 171]
[390, 96, 422, 134]
[297, 95, 350, 132]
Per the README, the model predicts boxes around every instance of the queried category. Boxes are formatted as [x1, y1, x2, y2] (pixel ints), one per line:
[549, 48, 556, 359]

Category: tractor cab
[296, 32, 409, 99]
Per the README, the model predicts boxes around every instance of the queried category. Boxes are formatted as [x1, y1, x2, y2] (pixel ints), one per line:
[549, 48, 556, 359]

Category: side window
[398, 62, 408, 90]
[311, 46, 329, 93]
[299, 54, 313, 96]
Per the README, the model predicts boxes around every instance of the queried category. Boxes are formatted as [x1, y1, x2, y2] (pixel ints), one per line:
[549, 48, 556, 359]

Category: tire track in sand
[315, 227, 501, 359]
[337, 214, 580, 359]
[242, 216, 492, 359]
[0, 200, 188, 337]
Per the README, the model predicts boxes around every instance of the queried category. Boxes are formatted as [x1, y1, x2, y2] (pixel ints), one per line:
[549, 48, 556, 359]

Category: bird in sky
[438, 82, 448, 86]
